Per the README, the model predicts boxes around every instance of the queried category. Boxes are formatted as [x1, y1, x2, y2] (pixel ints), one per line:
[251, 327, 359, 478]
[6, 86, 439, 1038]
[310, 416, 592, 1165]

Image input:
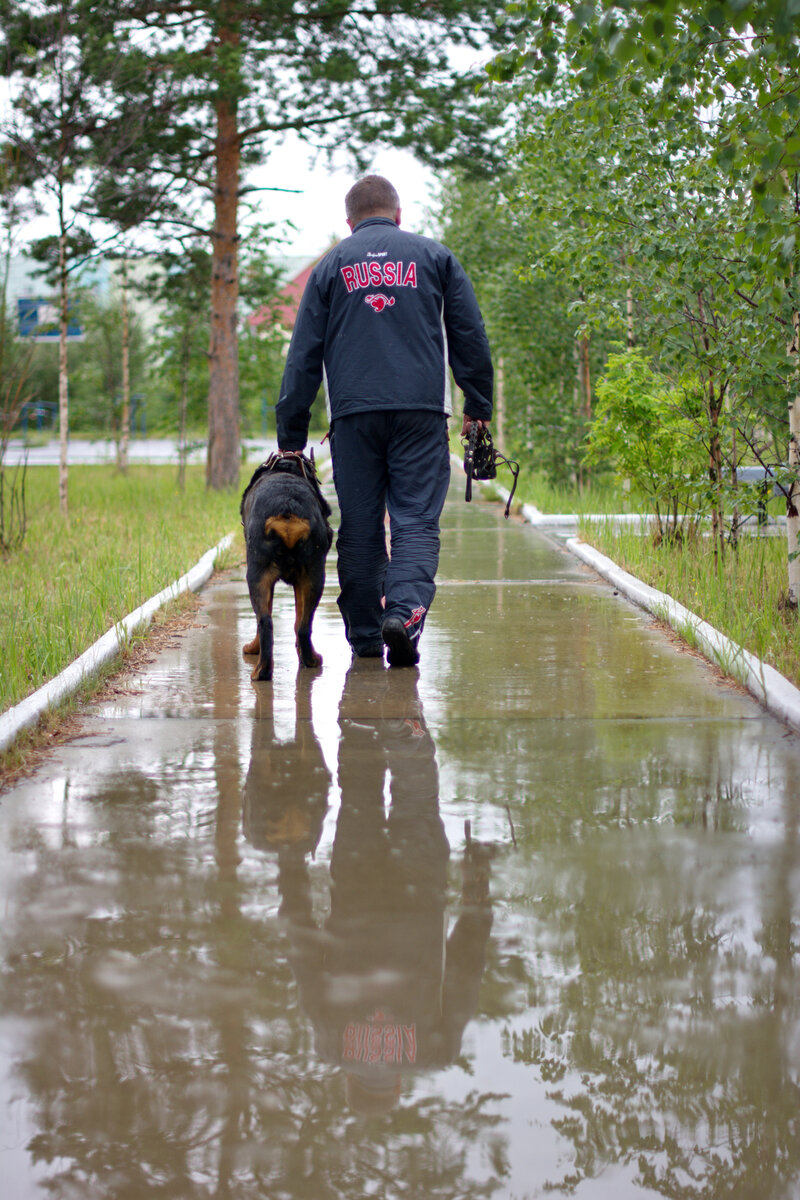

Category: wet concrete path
[2, 481, 800, 1199]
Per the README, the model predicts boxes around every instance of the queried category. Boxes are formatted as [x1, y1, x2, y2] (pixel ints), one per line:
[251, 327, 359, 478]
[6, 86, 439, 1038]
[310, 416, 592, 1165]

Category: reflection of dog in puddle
[242, 673, 330, 858]
[240, 452, 333, 682]
[258, 663, 495, 1117]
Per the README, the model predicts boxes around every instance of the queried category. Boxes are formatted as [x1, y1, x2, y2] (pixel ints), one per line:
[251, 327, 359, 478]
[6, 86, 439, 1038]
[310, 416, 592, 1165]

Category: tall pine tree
[93, 1, 515, 488]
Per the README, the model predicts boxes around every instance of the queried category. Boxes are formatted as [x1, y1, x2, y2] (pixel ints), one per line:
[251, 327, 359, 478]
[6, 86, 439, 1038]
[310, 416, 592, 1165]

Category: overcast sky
[1, 88, 446, 265]
[246, 137, 443, 260]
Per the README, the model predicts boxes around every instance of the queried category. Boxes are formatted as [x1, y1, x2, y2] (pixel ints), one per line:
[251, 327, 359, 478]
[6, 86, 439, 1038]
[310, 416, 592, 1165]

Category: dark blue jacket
[276, 217, 493, 450]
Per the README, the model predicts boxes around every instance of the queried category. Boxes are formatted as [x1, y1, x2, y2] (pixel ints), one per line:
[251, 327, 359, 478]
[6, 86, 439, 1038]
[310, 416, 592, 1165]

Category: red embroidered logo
[403, 718, 426, 737]
[342, 1010, 417, 1064]
[404, 606, 426, 628]
[365, 293, 395, 312]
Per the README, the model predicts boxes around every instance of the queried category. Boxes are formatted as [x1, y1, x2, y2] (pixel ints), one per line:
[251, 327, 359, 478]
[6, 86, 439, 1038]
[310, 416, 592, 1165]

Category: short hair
[345, 175, 400, 225]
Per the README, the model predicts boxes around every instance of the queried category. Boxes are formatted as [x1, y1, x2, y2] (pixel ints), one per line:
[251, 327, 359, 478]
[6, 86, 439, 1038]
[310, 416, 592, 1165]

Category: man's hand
[461, 415, 490, 438]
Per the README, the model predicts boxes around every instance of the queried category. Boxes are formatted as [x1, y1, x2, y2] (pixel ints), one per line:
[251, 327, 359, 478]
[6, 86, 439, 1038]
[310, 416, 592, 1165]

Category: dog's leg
[248, 565, 280, 681]
[293, 567, 325, 669]
[243, 565, 261, 656]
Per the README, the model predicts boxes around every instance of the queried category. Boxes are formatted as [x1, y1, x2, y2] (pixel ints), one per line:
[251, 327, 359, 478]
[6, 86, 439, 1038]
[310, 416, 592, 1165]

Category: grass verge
[1, 464, 241, 715]
[0, 589, 204, 787]
[516, 473, 643, 515]
[580, 520, 800, 691]
[447, 431, 634, 515]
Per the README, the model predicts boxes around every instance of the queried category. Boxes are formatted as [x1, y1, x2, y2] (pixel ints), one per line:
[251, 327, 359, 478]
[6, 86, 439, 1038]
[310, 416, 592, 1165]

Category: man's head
[345, 175, 401, 231]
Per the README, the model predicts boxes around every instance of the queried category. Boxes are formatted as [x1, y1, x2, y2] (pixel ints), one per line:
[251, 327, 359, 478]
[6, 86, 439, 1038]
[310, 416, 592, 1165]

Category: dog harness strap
[240, 450, 330, 524]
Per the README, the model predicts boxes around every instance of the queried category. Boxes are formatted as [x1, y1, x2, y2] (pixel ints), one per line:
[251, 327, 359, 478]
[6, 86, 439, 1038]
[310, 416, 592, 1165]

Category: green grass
[1, 464, 241, 713]
[515, 472, 645, 515]
[581, 521, 800, 689]
[447, 426, 636, 515]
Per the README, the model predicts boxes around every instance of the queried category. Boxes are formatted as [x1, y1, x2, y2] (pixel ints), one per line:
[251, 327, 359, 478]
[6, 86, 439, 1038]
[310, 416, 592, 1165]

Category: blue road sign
[17, 298, 84, 340]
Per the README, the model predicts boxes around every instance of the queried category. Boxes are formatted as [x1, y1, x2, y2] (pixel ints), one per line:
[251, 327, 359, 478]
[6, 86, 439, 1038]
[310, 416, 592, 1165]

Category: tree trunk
[119, 255, 130, 472]
[206, 86, 241, 490]
[788, 388, 800, 605]
[695, 290, 724, 564]
[730, 424, 739, 552]
[581, 334, 591, 488]
[495, 356, 506, 455]
[573, 339, 582, 491]
[784, 311, 800, 605]
[621, 248, 635, 348]
[178, 322, 190, 492]
[783, 173, 800, 602]
[708, 389, 724, 567]
[582, 335, 591, 422]
[58, 226, 69, 517]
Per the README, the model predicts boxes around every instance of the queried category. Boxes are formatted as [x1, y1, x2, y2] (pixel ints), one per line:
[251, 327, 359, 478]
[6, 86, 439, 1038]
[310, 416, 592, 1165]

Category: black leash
[462, 423, 520, 519]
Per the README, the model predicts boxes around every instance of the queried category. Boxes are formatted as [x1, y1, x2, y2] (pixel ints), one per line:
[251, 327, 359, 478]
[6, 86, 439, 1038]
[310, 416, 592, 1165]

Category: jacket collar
[351, 216, 398, 233]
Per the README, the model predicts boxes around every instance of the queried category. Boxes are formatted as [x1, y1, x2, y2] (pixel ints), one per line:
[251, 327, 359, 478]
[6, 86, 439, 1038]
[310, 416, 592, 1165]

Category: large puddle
[1, 487, 799, 1198]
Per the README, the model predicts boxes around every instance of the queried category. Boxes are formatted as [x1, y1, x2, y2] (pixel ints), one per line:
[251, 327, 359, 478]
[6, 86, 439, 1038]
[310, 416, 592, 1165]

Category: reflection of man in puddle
[272, 664, 493, 1114]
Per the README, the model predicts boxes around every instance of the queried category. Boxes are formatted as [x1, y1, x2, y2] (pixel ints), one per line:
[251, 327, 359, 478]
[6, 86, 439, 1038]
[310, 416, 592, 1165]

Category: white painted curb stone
[0, 531, 236, 755]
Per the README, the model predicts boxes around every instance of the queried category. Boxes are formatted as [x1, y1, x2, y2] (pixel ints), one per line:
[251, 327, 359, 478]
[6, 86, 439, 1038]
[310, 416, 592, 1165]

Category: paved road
[2, 436, 281, 466]
[1, 477, 799, 1199]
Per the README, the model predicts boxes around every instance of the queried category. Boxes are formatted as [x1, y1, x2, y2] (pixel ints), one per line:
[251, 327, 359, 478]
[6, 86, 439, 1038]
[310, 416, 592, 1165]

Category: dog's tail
[263, 514, 311, 549]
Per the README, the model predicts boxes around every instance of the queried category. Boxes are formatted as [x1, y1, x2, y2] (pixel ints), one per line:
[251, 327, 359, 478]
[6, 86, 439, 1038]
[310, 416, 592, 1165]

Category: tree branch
[236, 104, 381, 145]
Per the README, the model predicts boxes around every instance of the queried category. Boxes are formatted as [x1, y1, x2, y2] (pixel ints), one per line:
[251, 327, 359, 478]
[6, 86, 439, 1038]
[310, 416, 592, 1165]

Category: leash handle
[464, 420, 479, 503]
[462, 421, 521, 519]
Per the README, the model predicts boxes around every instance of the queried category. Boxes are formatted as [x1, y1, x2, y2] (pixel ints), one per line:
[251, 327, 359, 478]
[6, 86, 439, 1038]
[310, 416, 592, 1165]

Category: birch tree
[0, 146, 33, 551]
[489, 0, 800, 592]
[1, 0, 150, 514]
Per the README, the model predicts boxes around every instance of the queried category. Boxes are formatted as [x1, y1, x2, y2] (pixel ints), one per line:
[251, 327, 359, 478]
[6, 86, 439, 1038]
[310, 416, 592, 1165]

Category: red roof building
[247, 244, 338, 335]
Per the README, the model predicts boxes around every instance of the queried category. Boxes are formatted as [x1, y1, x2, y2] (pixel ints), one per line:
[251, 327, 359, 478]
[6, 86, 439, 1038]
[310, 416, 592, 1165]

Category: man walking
[276, 174, 493, 666]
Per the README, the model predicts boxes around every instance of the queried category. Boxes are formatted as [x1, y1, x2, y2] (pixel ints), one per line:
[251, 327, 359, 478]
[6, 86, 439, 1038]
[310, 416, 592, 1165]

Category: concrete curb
[521, 503, 649, 529]
[0, 532, 236, 755]
[475, 475, 800, 734]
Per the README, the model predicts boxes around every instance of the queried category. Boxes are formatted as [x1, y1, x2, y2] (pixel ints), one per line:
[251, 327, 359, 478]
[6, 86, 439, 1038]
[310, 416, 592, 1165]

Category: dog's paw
[299, 650, 323, 669]
[243, 635, 260, 656]
[251, 661, 273, 682]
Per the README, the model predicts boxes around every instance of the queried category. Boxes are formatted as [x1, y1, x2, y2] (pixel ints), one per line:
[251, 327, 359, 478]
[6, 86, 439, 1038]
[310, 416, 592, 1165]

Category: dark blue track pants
[330, 410, 451, 654]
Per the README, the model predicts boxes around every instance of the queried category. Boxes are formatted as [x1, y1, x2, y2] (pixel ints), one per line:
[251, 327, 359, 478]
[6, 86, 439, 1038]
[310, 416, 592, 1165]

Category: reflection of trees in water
[1, 677, 507, 1200]
[496, 772, 800, 1198]
[506, 1020, 800, 1196]
[438, 720, 756, 860]
[7, 618, 796, 1197]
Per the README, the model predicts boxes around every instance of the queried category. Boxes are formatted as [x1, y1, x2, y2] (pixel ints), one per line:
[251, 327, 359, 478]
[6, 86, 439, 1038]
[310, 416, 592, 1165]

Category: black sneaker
[381, 616, 420, 667]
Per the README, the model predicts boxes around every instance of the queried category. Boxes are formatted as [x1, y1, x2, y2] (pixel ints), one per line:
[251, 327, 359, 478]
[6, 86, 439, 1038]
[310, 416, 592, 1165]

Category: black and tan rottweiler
[240, 452, 333, 681]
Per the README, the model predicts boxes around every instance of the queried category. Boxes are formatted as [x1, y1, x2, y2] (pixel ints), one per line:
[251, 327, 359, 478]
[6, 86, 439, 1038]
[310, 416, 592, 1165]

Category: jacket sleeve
[442, 255, 494, 421]
[276, 270, 329, 450]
